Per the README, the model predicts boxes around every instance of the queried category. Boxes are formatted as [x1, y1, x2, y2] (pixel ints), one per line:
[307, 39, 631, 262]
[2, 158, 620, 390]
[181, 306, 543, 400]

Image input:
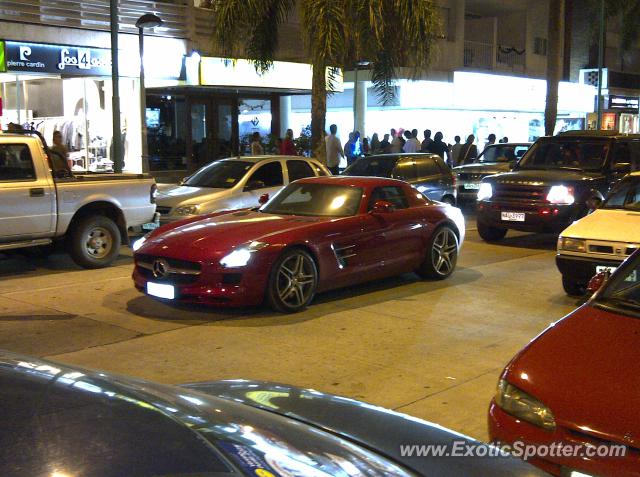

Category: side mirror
[612, 162, 631, 175]
[245, 180, 266, 191]
[370, 200, 395, 214]
[586, 196, 603, 211]
[586, 270, 610, 296]
[258, 193, 269, 205]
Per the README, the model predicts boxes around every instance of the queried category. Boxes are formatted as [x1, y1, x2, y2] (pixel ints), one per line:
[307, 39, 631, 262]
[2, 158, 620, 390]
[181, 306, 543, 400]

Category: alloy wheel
[276, 253, 316, 308]
[431, 228, 458, 276]
[85, 226, 113, 259]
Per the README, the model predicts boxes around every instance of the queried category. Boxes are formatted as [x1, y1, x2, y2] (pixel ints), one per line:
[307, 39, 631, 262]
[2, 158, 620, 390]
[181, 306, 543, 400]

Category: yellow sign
[0, 41, 6, 73]
[255, 469, 275, 477]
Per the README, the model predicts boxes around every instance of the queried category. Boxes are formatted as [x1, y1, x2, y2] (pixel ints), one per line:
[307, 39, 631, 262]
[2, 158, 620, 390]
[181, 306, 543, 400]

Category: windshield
[184, 160, 253, 188]
[602, 178, 640, 211]
[343, 156, 397, 177]
[596, 252, 640, 316]
[477, 145, 524, 163]
[518, 140, 609, 171]
[261, 183, 362, 217]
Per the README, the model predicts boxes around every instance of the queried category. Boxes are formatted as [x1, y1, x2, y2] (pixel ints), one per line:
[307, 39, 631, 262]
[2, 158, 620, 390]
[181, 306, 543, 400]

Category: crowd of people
[325, 125, 509, 171]
[248, 124, 508, 173]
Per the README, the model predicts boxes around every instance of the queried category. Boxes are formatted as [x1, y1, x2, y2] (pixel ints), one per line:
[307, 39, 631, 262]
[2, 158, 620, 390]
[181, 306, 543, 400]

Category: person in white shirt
[402, 130, 420, 153]
[450, 135, 462, 167]
[325, 124, 344, 174]
[250, 132, 264, 155]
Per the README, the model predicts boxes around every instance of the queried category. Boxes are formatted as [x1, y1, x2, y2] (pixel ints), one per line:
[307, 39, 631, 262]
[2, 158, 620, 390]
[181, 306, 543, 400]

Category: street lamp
[136, 13, 163, 173]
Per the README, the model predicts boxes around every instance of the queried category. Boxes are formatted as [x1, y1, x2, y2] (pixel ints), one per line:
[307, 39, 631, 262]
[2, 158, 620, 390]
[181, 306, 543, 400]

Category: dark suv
[343, 153, 457, 204]
[476, 131, 640, 241]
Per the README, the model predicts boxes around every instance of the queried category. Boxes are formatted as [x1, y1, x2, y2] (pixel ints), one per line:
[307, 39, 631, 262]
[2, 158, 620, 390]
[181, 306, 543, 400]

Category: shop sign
[0, 41, 6, 73]
[608, 95, 639, 113]
[3, 41, 111, 76]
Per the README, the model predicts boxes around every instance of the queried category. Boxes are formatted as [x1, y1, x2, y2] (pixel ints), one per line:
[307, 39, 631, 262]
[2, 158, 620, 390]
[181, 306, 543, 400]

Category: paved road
[0, 209, 579, 441]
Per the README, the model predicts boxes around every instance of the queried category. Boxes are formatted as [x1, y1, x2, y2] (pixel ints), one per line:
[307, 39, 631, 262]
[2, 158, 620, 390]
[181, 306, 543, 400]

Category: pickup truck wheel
[477, 222, 507, 242]
[68, 216, 121, 269]
[562, 275, 585, 296]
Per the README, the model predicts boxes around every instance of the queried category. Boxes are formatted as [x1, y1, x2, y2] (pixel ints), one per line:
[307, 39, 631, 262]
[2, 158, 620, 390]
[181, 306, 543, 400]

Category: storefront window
[147, 94, 187, 171]
[238, 98, 271, 155]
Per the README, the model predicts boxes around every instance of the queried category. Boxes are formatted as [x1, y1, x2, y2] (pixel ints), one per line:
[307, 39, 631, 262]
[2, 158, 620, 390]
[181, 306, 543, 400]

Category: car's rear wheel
[477, 222, 507, 242]
[562, 275, 585, 296]
[416, 225, 459, 280]
[267, 248, 318, 313]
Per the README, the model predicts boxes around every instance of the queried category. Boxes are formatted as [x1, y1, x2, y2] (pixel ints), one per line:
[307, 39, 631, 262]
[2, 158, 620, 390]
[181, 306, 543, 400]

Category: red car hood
[139, 210, 329, 259]
[508, 304, 640, 447]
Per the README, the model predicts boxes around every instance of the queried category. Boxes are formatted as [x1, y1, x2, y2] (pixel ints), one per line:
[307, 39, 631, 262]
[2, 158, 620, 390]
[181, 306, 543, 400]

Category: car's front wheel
[416, 225, 459, 280]
[562, 275, 585, 296]
[267, 248, 318, 313]
[477, 222, 507, 242]
[67, 215, 121, 269]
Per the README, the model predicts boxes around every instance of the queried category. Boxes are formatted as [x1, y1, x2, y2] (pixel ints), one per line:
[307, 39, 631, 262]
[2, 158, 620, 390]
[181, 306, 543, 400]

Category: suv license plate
[463, 183, 480, 190]
[501, 212, 525, 222]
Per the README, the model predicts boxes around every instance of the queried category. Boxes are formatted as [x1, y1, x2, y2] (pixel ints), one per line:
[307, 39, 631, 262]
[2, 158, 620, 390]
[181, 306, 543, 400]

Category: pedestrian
[484, 133, 496, 150]
[450, 135, 462, 167]
[390, 129, 403, 153]
[427, 132, 449, 162]
[250, 131, 264, 155]
[500, 136, 509, 143]
[380, 133, 391, 153]
[279, 128, 297, 155]
[402, 130, 420, 153]
[362, 137, 370, 155]
[370, 133, 380, 154]
[421, 129, 433, 152]
[459, 134, 478, 165]
[344, 132, 356, 166]
[325, 124, 344, 175]
[51, 130, 71, 171]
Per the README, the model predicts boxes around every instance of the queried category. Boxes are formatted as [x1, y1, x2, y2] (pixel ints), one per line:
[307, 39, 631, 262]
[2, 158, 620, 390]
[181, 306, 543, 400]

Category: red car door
[358, 185, 426, 276]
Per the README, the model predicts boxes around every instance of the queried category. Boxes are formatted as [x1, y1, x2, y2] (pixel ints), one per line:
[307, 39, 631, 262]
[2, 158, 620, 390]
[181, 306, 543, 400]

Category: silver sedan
[156, 155, 330, 222]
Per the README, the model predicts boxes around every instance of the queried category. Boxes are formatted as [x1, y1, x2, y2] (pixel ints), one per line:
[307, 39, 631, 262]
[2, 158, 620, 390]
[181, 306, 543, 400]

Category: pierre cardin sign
[3, 41, 112, 76]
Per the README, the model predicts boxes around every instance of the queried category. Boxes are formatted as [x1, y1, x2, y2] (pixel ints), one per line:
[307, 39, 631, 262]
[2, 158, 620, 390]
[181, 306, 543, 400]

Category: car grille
[566, 427, 638, 454]
[587, 242, 639, 257]
[156, 206, 172, 215]
[493, 183, 548, 203]
[135, 254, 201, 284]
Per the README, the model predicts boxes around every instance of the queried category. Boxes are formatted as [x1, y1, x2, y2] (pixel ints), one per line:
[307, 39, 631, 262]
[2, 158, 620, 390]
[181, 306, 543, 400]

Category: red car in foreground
[133, 176, 465, 312]
[489, 250, 640, 476]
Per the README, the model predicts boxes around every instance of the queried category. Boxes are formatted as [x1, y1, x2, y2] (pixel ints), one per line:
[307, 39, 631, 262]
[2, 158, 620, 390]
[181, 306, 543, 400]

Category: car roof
[218, 155, 318, 164]
[485, 142, 531, 147]
[295, 175, 408, 187]
[555, 130, 640, 139]
[363, 152, 441, 159]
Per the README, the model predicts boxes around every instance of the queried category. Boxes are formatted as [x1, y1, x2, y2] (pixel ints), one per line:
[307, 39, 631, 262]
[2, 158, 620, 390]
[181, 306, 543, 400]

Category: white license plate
[142, 222, 159, 230]
[147, 282, 175, 299]
[463, 183, 480, 190]
[570, 471, 594, 477]
[501, 212, 525, 222]
[596, 266, 617, 274]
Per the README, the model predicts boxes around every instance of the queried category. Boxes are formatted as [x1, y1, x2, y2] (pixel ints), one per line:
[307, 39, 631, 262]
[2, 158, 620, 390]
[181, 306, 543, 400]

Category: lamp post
[135, 13, 163, 173]
[595, 0, 605, 130]
[352, 60, 370, 134]
[110, 0, 123, 173]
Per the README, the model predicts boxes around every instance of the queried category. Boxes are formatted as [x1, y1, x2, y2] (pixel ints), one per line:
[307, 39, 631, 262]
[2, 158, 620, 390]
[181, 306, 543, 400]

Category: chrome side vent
[331, 244, 356, 269]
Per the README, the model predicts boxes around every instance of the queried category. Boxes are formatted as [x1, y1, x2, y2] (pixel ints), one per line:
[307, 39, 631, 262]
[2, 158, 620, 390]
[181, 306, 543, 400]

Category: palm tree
[211, 0, 440, 159]
[544, 0, 564, 136]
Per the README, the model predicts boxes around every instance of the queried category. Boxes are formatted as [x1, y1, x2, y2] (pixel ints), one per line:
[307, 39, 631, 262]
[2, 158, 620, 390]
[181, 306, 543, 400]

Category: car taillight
[150, 184, 157, 204]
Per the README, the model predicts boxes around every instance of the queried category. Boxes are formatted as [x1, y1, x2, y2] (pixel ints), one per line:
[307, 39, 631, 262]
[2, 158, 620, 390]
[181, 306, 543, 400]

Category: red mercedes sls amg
[133, 176, 465, 312]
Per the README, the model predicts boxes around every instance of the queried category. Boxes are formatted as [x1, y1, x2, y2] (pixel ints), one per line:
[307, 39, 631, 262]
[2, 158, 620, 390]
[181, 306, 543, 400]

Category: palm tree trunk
[311, 63, 327, 162]
[545, 0, 565, 136]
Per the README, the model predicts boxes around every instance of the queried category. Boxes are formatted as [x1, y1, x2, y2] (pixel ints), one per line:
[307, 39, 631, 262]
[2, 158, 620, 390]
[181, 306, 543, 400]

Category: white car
[156, 156, 330, 223]
[556, 172, 640, 295]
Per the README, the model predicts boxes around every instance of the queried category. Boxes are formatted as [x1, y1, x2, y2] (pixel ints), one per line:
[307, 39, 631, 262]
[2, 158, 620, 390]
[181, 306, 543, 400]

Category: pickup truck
[0, 130, 158, 268]
[476, 131, 640, 241]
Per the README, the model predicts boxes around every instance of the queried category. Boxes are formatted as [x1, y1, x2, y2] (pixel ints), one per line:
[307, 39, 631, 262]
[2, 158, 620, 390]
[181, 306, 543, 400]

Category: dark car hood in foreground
[0, 351, 545, 477]
[485, 169, 602, 185]
[454, 162, 513, 176]
[504, 305, 640, 449]
[186, 380, 547, 476]
[140, 209, 331, 258]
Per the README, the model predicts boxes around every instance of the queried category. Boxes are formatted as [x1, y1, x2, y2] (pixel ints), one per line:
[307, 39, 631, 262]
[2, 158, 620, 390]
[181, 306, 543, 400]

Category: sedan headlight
[220, 241, 269, 268]
[173, 205, 200, 216]
[495, 379, 556, 431]
[558, 236, 586, 253]
[547, 185, 575, 205]
[477, 183, 493, 201]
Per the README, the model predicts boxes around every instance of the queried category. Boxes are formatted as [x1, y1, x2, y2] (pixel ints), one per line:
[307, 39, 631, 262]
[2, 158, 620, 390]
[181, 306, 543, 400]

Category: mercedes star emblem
[152, 259, 169, 279]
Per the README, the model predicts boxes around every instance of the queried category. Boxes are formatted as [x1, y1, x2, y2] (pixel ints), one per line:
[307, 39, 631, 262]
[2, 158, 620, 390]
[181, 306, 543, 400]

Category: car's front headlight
[477, 182, 493, 201]
[495, 379, 556, 431]
[220, 241, 269, 268]
[132, 233, 151, 252]
[557, 236, 586, 253]
[173, 205, 200, 216]
[547, 185, 575, 205]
